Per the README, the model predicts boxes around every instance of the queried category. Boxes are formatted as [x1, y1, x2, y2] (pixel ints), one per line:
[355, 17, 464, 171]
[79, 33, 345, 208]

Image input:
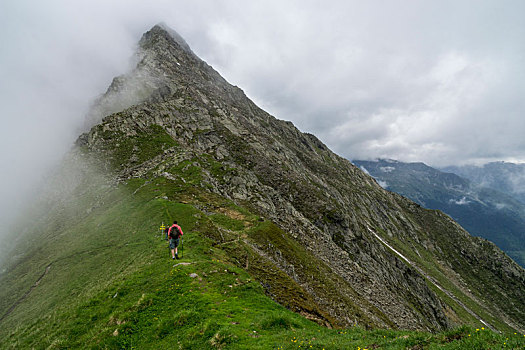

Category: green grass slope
[0, 155, 523, 349]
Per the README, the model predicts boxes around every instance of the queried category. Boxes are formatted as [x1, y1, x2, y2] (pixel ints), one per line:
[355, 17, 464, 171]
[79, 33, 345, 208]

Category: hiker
[168, 220, 184, 259]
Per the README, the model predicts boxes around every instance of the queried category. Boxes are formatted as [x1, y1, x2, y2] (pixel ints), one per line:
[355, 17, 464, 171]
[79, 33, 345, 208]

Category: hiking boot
[172, 256, 175, 260]
[176, 254, 180, 260]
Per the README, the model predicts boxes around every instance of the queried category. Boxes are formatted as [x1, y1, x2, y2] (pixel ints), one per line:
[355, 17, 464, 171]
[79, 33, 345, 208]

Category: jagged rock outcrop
[78, 24, 525, 332]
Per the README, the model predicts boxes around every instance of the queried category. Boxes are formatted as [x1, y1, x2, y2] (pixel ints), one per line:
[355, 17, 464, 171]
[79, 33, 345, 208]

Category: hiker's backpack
[170, 225, 182, 239]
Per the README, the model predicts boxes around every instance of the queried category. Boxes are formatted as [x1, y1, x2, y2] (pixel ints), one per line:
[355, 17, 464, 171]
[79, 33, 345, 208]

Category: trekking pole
[181, 236, 184, 259]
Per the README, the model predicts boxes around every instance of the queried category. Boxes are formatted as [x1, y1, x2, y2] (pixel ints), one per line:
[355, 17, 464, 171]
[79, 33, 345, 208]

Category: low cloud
[494, 203, 508, 210]
[357, 166, 388, 188]
[359, 166, 370, 176]
[449, 197, 471, 206]
[377, 180, 389, 189]
[380, 167, 395, 173]
[507, 169, 525, 195]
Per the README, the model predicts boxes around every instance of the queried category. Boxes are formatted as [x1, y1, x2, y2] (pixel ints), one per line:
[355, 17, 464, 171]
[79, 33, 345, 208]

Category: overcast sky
[1, 0, 524, 237]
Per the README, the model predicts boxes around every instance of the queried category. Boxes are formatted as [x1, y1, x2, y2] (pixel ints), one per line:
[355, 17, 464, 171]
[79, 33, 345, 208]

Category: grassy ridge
[1, 174, 524, 349]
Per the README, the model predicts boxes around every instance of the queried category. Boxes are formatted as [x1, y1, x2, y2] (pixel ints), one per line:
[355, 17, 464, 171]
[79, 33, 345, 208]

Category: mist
[0, 1, 136, 262]
[1, 0, 525, 262]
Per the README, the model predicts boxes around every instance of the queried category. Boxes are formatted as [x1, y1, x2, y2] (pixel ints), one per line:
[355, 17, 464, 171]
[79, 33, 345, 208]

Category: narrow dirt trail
[0, 264, 52, 323]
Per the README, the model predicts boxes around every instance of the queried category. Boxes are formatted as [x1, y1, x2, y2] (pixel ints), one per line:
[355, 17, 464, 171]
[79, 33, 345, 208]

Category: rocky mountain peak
[135, 23, 202, 77]
[84, 23, 244, 130]
[83, 24, 194, 129]
[139, 23, 196, 57]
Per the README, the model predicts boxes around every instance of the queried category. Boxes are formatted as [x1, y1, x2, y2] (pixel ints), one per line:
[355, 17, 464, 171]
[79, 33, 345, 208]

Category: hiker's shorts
[169, 238, 179, 249]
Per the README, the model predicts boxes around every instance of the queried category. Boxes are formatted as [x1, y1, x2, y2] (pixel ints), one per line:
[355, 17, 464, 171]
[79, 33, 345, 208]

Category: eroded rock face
[79, 24, 525, 332]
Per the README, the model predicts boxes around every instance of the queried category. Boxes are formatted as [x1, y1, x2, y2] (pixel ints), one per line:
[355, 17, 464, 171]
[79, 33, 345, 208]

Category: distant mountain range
[443, 162, 525, 205]
[353, 159, 525, 267]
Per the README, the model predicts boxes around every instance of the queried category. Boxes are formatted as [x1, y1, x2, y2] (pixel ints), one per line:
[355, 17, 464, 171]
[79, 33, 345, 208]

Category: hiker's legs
[174, 238, 180, 257]
[169, 239, 176, 258]
[169, 238, 180, 259]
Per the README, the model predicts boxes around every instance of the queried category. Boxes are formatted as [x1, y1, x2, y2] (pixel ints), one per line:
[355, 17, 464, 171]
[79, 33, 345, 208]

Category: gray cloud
[1, 0, 524, 251]
[449, 197, 471, 206]
[188, 1, 525, 167]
